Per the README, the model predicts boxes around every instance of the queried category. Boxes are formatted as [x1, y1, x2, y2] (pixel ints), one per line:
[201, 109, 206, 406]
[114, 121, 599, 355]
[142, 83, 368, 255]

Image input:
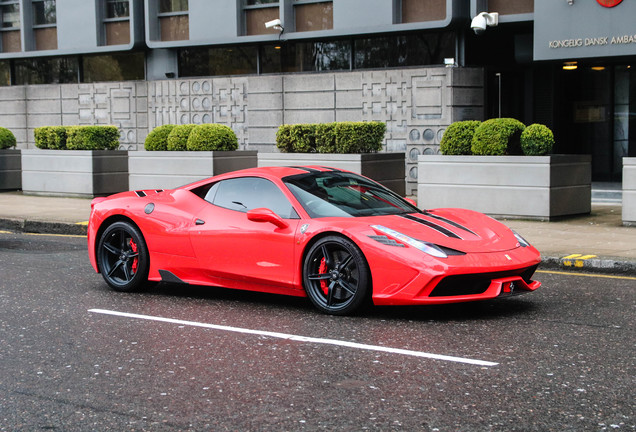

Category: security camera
[265, 18, 283, 32]
[471, 12, 498, 35]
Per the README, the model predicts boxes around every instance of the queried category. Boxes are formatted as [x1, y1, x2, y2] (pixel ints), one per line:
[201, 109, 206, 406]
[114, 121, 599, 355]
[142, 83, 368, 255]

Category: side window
[211, 177, 299, 219]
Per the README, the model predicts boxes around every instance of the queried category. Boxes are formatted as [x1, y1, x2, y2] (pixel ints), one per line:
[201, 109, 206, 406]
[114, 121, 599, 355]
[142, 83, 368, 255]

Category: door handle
[195, 219, 205, 225]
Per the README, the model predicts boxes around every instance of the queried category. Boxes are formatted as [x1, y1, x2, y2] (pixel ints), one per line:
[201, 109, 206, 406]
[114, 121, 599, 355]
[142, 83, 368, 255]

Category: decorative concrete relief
[149, 78, 249, 149]
[77, 83, 141, 150]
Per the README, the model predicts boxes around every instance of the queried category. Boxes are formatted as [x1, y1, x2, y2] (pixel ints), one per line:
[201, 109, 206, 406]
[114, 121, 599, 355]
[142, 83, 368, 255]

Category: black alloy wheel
[303, 236, 370, 315]
[97, 221, 149, 292]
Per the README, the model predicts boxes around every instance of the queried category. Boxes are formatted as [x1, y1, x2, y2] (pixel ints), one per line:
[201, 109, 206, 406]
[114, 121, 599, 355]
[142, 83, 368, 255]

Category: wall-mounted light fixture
[563, 61, 578, 70]
[566, 0, 574, 5]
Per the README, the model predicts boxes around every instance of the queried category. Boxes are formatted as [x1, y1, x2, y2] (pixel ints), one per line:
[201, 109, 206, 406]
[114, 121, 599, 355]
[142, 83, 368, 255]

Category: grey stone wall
[0, 66, 484, 194]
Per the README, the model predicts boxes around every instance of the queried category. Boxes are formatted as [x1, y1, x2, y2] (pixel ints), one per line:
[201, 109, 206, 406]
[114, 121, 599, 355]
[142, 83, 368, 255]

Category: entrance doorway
[556, 64, 635, 182]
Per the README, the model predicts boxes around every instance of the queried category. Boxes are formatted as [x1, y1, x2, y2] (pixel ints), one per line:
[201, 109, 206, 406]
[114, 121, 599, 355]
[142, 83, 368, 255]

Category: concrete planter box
[623, 158, 636, 226]
[0, 149, 21, 191]
[417, 155, 592, 220]
[258, 152, 406, 196]
[22, 149, 128, 197]
[129, 151, 258, 190]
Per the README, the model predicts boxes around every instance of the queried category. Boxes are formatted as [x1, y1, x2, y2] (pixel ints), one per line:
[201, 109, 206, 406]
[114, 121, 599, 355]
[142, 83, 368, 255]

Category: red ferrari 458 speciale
[88, 166, 541, 315]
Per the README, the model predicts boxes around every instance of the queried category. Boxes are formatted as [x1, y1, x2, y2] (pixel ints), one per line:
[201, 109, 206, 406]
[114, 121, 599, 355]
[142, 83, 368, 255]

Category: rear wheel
[97, 221, 149, 292]
[303, 236, 370, 315]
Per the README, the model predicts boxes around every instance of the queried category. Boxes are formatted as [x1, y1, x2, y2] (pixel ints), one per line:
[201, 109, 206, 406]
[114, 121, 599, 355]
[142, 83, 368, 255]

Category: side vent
[135, 191, 147, 197]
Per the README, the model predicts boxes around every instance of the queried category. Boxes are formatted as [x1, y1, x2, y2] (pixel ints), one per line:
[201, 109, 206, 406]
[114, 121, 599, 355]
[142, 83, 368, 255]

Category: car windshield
[283, 171, 419, 218]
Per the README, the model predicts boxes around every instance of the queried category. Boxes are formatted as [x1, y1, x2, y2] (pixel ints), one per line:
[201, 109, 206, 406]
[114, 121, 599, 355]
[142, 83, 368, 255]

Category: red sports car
[88, 166, 541, 315]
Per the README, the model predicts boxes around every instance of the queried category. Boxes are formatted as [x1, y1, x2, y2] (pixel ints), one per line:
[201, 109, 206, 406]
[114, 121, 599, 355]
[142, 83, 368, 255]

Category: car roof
[182, 166, 352, 190]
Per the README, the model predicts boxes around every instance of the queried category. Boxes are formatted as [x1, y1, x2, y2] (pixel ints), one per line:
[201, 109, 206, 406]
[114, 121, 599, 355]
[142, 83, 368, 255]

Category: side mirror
[247, 208, 289, 229]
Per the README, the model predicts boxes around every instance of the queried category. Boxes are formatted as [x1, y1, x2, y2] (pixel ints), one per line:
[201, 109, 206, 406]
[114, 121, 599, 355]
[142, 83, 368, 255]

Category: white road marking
[88, 308, 498, 367]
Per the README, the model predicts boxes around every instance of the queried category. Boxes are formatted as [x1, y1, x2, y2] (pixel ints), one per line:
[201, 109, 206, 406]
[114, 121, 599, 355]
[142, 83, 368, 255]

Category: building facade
[0, 0, 634, 192]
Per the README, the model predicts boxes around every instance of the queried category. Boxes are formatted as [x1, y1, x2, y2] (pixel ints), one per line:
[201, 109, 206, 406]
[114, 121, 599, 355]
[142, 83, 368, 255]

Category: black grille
[430, 265, 538, 297]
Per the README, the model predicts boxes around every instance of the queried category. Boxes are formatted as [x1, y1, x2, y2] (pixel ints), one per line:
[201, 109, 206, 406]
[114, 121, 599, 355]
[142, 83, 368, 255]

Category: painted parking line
[88, 308, 498, 367]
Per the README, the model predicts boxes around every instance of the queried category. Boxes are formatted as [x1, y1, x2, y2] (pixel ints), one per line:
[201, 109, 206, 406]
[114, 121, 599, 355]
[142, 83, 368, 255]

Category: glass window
[2, 29, 21, 52]
[244, 5, 279, 36]
[401, 0, 446, 23]
[354, 32, 455, 69]
[32, 0, 56, 26]
[1, 2, 20, 29]
[284, 171, 417, 218]
[106, 0, 129, 18]
[14, 56, 78, 85]
[488, 0, 533, 15]
[179, 45, 257, 77]
[159, 0, 188, 13]
[82, 52, 144, 82]
[295, 1, 332, 32]
[209, 177, 298, 219]
[0, 60, 10, 86]
[260, 40, 350, 74]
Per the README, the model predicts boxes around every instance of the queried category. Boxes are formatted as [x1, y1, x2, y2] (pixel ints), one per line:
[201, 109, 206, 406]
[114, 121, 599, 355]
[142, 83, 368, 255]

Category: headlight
[512, 230, 530, 247]
[371, 225, 448, 258]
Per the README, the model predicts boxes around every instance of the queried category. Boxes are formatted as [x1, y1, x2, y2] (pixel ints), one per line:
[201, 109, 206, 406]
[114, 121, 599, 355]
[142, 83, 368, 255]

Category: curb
[540, 255, 636, 276]
[0, 218, 88, 236]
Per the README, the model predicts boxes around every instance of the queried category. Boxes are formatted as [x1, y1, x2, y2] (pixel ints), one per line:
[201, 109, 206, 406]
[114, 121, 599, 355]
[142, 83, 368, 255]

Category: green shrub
[186, 124, 238, 151]
[144, 124, 175, 151]
[47, 126, 68, 149]
[521, 123, 554, 156]
[66, 125, 120, 150]
[276, 125, 294, 153]
[276, 124, 317, 153]
[290, 124, 317, 153]
[167, 124, 196, 151]
[316, 123, 336, 153]
[275, 121, 386, 154]
[34, 127, 49, 149]
[471, 118, 525, 155]
[440, 120, 481, 155]
[0, 127, 16, 149]
[334, 121, 386, 153]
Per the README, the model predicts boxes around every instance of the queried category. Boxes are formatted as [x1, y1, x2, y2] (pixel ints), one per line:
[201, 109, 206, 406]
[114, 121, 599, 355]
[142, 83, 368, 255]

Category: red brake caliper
[318, 257, 329, 295]
[129, 238, 138, 274]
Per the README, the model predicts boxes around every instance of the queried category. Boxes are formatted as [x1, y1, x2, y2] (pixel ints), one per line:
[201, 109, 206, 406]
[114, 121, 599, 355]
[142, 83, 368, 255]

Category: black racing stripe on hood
[400, 214, 462, 239]
[426, 213, 478, 237]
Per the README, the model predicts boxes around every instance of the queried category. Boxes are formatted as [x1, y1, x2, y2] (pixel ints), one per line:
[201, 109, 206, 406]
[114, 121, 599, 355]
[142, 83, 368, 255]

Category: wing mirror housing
[247, 208, 289, 229]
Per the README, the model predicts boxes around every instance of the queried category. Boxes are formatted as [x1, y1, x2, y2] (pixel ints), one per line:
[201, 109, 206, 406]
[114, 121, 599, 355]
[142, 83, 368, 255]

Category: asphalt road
[1, 231, 634, 431]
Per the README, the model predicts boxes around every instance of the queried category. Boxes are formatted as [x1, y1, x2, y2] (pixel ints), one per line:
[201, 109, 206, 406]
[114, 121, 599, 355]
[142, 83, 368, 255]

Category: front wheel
[97, 221, 150, 292]
[303, 236, 370, 315]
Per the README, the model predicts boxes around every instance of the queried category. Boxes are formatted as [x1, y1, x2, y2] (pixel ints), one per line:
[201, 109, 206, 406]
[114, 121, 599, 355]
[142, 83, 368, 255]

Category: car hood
[360, 208, 521, 253]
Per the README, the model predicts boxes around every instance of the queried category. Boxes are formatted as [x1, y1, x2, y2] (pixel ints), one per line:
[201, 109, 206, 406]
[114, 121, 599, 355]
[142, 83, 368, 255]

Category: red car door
[189, 177, 302, 293]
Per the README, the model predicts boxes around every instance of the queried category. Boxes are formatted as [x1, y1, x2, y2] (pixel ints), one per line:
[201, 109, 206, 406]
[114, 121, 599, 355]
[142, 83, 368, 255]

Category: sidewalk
[1, 191, 635, 275]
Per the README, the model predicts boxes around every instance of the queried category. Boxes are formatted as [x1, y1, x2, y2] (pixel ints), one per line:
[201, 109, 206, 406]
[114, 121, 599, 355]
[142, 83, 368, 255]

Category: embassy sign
[534, 0, 636, 60]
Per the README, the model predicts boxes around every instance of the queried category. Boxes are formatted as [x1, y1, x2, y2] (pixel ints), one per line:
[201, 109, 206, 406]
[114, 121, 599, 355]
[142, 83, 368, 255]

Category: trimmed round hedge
[144, 124, 175, 151]
[0, 127, 17, 149]
[186, 124, 238, 151]
[471, 118, 525, 156]
[521, 123, 554, 156]
[440, 120, 481, 155]
[167, 124, 196, 151]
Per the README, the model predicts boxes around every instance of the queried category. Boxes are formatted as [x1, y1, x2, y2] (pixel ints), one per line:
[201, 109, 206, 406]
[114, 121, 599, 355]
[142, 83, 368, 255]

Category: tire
[303, 236, 371, 315]
[97, 221, 150, 292]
